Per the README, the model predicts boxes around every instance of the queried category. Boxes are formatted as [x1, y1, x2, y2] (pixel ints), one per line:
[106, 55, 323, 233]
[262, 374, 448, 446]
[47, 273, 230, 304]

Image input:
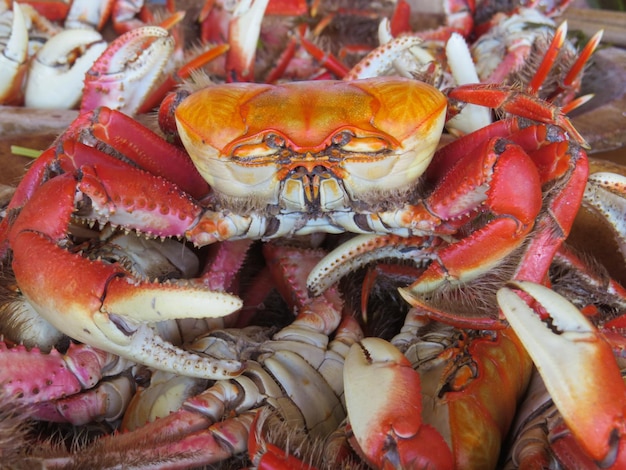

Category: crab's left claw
[24, 28, 107, 109]
[497, 281, 626, 466]
[344, 337, 454, 469]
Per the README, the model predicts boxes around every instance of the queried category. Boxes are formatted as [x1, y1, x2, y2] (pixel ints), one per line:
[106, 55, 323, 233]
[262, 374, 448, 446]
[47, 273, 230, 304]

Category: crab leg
[497, 281, 626, 466]
[0, 342, 128, 405]
[0, 106, 209, 232]
[448, 84, 588, 148]
[0, 342, 134, 425]
[68, 108, 210, 198]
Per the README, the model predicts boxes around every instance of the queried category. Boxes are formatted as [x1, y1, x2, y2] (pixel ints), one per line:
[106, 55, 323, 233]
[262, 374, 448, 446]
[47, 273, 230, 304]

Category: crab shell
[174, 77, 447, 212]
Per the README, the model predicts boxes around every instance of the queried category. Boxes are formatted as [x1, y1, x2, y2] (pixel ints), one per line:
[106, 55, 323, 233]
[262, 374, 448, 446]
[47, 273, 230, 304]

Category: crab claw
[8, 174, 244, 380]
[0, 3, 28, 105]
[225, 0, 269, 82]
[64, 0, 115, 30]
[344, 337, 453, 469]
[24, 28, 107, 109]
[497, 281, 626, 466]
[80, 26, 175, 115]
[11, 233, 245, 379]
[584, 172, 626, 262]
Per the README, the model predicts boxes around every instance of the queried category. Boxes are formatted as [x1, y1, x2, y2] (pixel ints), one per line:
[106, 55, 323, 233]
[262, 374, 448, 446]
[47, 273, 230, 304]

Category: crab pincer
[344, 337, 454, 469]
[80, 26, 175, 115]
[497, 281, 626, 468]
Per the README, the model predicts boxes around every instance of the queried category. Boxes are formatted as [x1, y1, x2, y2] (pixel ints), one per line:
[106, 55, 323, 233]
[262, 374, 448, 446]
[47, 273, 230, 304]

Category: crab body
[174, 77, 446, 236]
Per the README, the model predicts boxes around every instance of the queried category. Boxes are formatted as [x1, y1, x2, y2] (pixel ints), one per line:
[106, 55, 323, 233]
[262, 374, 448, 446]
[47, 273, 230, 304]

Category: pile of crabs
[1, 0, 626, 468]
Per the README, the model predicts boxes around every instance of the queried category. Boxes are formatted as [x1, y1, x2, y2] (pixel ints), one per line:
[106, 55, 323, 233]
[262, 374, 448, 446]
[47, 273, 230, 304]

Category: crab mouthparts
[281, 164, 346, 213]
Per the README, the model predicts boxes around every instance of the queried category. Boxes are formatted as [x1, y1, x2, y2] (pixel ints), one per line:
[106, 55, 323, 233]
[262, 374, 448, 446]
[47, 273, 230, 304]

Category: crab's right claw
[497, 281, 626, 466]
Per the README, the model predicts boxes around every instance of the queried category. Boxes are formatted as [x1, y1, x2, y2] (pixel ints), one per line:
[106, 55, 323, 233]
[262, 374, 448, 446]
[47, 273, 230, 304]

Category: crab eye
[334, 131, 389, 153]
[332, 131, 353, 146]
[232, 134, 286, 158]
[265, 133, 286, 148]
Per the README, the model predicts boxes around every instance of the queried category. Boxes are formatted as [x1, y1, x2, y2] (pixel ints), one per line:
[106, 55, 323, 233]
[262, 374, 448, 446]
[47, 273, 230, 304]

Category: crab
[0, 62, 592, 384]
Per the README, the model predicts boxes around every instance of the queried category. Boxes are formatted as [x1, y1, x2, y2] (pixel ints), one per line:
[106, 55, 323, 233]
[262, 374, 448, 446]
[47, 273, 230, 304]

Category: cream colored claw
[25, 28, 107, 108]
[497, 281, 626, 465]
[344, 337, 452, 468]
[584, 172, 626, 262]
[0, 3, 28, 104]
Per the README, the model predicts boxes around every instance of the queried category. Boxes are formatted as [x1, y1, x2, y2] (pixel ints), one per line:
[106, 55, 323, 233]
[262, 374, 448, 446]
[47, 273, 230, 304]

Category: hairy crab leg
[554, 29, 604, 110]
[0, 106, 209, 230]
[526, 21, 568, 95]
[0, 342, 134, 425]
[68, 108, 210, 198]
[447, 84, 588, 148]
[497, 281, 626, 466]
[0, 342, 128, 405]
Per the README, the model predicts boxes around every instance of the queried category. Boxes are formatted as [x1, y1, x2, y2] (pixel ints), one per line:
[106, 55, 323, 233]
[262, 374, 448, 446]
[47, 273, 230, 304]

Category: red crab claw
[0, 3, 28, 105]
[80, 26, 175, 115]
[8, 171, 244, 379]
[497, 281, 626, 467]
[24, 28, 108, 109]
[344, 337, 454, 469]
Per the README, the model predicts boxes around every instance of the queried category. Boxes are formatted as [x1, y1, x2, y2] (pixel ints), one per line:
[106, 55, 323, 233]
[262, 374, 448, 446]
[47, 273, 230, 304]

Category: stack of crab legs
[0, 0, 626, 468]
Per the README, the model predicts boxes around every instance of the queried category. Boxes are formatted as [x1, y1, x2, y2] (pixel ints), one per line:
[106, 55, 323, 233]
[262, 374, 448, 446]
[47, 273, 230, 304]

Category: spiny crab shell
[175, 78, 447, 216]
